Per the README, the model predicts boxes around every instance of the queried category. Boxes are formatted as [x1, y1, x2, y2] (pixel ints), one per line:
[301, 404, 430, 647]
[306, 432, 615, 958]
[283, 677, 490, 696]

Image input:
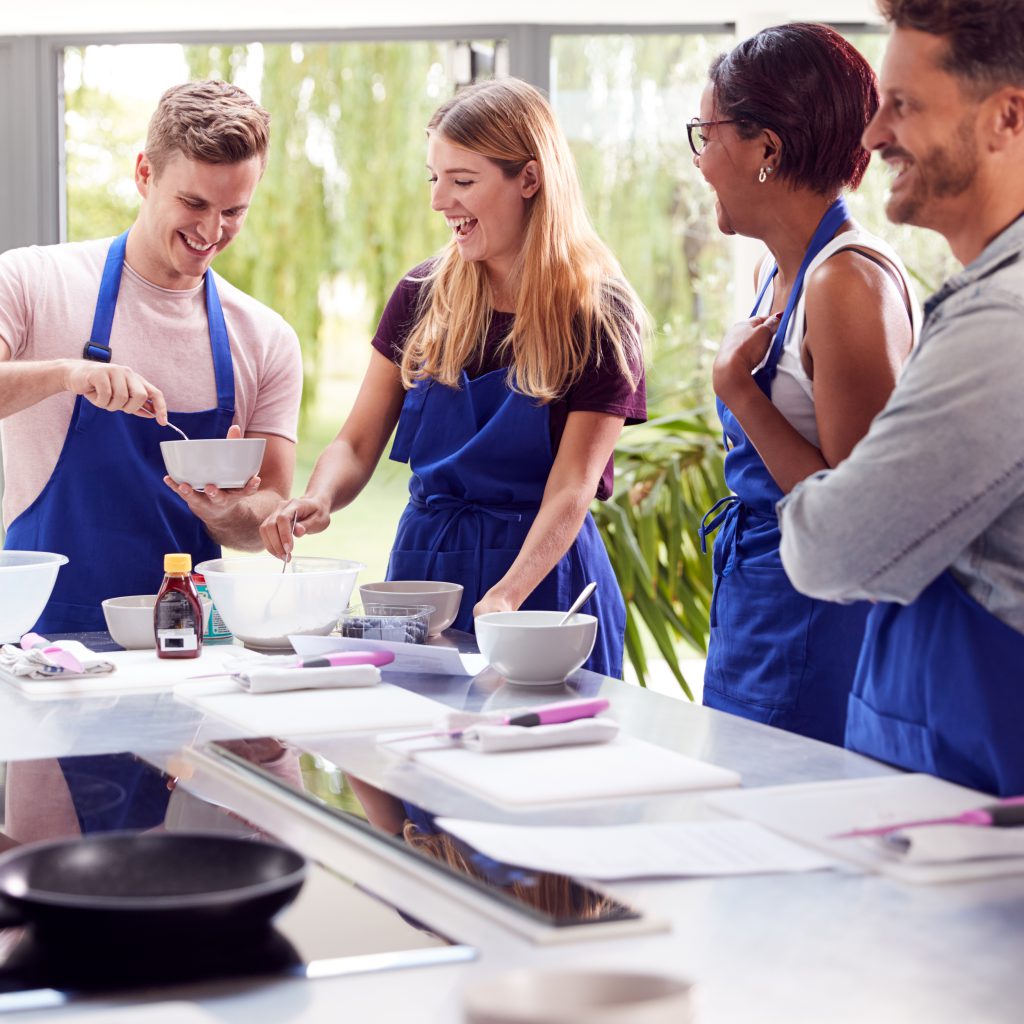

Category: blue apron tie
[699, 495, 738, 555]
[415, 494, 526, 590]
[4, 230, 236, 633]
[700, 198, 870, 744]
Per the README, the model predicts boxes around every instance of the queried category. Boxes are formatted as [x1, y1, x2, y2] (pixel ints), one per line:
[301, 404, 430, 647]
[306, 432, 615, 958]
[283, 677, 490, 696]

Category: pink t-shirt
[0, 237, 302, 527]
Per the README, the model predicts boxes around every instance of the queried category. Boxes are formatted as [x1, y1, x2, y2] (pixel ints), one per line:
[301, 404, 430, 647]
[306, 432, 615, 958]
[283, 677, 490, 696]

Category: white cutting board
[178, 682, 443, 736]
[397, 734, 740, 807]
[0, 647, 232, 699]
[706, 773, 1024, 884]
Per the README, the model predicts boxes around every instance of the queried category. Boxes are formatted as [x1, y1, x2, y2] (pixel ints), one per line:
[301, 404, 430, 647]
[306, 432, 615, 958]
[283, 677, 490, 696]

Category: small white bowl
[102, 594, 211, 650]
[0, 551, 68, 643]
[358, 581, 463, 636]
[475, 610, 598, 686]
[462, 968, 694, 1023]
[160, 438, 266, 491]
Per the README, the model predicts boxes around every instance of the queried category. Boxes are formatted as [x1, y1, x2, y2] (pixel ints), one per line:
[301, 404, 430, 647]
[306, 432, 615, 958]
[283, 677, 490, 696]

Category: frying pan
[0, 831, 306, 948]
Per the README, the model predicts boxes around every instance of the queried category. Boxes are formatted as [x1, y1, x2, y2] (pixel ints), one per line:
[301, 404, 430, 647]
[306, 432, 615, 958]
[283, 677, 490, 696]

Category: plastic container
[358, 581, 463, 636]
[337, 604, 432, 644]
[192, 571, 233, 643]
[154, 553, 203, 659]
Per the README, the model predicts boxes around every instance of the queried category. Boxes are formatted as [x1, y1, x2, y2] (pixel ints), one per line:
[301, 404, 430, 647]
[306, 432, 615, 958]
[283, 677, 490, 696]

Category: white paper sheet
[290, 633, 488, 676]
[436, 817, 833, 878]
[706, 773, 1024, 884]
[178, 681, 442, 736]
[394, 733, 740, 806]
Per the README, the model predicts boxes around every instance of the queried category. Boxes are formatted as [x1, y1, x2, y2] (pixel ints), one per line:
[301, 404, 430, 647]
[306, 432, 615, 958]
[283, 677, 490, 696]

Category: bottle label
[157, 628, 199, 652]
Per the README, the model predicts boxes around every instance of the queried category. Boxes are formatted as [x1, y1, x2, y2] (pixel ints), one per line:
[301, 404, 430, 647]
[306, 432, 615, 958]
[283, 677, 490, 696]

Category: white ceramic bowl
[160, 438, 266, 491]
[0, 551, 68, 643]
[195, 555, 364, 649]
[102, 594, 211, 650]
[462, 969, 693, 1024]
[358, 581, 463, 636]
[474, 610, 597, 686]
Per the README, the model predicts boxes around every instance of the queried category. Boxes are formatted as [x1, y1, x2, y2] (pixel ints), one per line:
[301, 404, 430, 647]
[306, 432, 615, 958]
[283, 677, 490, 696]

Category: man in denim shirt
[778, 0, 1024, 795]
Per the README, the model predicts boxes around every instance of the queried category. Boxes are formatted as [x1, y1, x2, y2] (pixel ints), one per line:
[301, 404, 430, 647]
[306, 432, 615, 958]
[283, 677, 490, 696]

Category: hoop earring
[758, 166, 772, 184]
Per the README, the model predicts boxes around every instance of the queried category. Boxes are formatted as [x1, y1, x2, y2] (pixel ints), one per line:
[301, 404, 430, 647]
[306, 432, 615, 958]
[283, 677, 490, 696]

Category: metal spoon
[281, 510, 299, 574]
[559, 581, 597, 625]
[164, 420, 190, 441]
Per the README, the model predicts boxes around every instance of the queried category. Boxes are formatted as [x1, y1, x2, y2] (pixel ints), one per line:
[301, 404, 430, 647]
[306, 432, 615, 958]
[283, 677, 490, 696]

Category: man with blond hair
[779, 0, 1024, 794]
[0, 80, 301, 633]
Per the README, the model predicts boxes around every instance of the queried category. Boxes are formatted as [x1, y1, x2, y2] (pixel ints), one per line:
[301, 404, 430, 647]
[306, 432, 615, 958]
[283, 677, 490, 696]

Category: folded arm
[779, 297, 1024, 603]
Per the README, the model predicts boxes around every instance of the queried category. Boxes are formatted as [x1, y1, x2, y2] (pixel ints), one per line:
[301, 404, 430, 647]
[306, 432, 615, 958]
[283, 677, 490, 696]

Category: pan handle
[0, 894, 26, 929]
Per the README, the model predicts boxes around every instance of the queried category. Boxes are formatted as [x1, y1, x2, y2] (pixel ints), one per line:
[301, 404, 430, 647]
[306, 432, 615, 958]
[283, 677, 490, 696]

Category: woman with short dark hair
[694, 23, 919, 743]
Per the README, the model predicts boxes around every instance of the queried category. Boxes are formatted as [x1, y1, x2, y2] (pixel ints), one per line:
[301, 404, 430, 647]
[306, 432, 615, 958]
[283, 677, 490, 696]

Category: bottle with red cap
[154, 553, 203, 659]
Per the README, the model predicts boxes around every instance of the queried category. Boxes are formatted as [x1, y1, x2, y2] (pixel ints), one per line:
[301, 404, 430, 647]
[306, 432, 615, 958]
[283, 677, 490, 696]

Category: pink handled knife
[831, 795, 1024, 839]
[382, 696, 611, 744]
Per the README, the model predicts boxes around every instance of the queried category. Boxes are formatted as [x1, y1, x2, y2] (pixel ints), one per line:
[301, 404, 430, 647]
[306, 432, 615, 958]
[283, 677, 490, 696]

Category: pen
[382, 697, 611, 744]
[831, 795, 1024, 839]
[188, 650, 395, 679]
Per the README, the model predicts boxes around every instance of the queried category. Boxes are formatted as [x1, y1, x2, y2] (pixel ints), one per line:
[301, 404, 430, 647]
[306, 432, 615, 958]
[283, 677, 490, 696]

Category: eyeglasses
[687, 118, 739, 156]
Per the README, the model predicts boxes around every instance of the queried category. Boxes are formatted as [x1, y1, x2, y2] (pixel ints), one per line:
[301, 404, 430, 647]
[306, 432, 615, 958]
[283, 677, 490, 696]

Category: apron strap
[83, 230, 130, 363]
[203, 270, 236, 413]
[755, 196, 850, 396]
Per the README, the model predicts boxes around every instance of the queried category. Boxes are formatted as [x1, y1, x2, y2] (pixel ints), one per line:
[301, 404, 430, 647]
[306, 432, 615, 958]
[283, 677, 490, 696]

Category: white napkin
[221, 656, 381, 694]
[868, 824, 1024, 864]
[0, 640, 115, 680]
[460, 717, 619, 753]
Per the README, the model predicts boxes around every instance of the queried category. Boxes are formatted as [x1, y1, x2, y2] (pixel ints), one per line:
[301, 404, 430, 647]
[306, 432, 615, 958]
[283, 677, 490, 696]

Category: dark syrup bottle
[154, 553, 203, 659]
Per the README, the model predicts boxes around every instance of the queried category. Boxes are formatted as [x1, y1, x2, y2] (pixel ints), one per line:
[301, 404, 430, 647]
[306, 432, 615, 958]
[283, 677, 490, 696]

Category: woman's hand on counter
[473, 589, 519, 619]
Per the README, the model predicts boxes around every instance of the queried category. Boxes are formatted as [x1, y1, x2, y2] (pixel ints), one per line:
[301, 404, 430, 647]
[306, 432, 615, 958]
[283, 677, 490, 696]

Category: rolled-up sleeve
[778, 290, 1024, 605]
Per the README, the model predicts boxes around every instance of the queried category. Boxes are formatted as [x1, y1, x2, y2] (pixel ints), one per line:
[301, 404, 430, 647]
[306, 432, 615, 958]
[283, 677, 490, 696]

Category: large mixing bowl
[194, 556, 364, 649]
[0, 551, 68, 643]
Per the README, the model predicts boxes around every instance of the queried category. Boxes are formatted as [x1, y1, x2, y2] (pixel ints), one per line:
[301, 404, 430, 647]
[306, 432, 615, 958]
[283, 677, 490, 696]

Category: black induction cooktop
[0, 751, 474, 1013]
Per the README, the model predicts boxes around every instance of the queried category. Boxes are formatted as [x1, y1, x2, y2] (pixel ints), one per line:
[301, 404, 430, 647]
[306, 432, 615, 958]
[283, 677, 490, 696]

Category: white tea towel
[0, 640, 115, 680]
[235, 664, 381, 693]
[460, 717, 619, 753]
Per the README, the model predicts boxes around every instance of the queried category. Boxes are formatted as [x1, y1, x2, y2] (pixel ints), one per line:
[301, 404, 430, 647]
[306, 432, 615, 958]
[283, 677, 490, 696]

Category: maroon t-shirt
[371, 265, 647, 501]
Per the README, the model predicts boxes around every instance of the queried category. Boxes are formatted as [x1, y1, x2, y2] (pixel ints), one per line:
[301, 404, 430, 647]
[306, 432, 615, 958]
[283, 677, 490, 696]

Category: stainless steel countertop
[1, 633, 1019, 1024]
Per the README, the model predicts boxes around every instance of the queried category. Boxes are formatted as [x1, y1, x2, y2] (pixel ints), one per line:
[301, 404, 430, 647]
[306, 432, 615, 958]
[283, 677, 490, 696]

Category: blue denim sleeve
[778, 288, 1024, 618]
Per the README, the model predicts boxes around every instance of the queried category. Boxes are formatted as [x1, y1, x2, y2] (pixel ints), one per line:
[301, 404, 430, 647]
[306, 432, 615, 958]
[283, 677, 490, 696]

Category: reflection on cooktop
[0, 752, 475, 1012]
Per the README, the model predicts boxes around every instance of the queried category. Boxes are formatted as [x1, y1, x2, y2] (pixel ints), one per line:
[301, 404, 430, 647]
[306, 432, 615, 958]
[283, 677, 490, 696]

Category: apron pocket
[705, 564, 813, 711]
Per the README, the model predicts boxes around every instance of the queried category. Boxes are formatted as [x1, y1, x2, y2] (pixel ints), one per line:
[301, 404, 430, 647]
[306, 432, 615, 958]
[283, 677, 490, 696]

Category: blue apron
[387, 366, 625, 678]
[699, 198, 870, 745]
[4, 231, 235, 634]
[57, 753, 171, 833]
[848, 570, 1024, 795]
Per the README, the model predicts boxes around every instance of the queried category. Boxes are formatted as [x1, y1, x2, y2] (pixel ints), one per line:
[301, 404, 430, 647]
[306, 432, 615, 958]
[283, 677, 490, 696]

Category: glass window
[62, 40, 502, 579]
[550, 31, 734, 412]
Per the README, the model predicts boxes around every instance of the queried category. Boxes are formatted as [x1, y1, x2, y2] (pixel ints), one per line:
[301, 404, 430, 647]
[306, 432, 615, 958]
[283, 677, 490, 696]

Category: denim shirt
[778, 215, 1024, 633]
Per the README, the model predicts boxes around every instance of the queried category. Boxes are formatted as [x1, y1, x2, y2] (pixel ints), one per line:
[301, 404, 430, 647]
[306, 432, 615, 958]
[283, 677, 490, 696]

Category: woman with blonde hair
[261, 78, 646, 676]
